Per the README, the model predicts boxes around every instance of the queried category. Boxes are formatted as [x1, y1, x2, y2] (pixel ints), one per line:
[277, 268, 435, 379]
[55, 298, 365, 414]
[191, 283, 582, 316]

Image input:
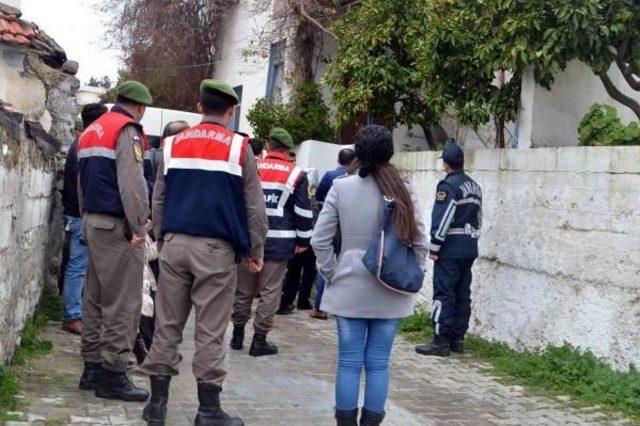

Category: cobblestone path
[6, 311, 631, 425]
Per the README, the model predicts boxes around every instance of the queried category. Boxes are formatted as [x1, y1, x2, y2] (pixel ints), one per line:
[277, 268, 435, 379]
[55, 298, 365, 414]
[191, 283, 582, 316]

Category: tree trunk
[599, 73, 640, 121]
[495, 117, 506, 149]
[419, 122, 438, 150]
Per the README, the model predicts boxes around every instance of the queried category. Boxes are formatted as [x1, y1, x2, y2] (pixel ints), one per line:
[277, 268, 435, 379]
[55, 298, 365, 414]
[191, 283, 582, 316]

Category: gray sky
[20, 0, 122, 85]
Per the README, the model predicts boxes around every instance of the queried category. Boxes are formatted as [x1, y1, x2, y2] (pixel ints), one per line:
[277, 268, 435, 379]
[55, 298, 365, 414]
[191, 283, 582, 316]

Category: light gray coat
[311, 174, 428, 319]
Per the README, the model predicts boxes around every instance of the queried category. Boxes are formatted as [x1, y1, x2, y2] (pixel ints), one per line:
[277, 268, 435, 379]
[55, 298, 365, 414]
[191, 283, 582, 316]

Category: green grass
[0, 286, 61, 418]
[401, 308, 640, 420]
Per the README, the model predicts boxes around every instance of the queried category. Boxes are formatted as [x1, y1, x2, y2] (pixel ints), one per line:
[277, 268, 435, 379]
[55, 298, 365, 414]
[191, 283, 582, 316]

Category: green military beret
[269, 127, 294, 149]
[116, 80, 153, 106]
[200, 79, 239, 104]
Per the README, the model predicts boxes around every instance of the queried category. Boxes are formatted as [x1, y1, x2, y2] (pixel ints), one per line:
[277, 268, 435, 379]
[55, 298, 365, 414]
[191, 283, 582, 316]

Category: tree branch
[615, 57, 640, 91]
[599, 72, 640, 120]
[288, 0, 337, 39]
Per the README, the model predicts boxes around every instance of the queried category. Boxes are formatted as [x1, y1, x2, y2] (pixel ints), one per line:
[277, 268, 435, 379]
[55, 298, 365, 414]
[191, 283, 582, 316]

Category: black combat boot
[79, 362, 102, 391]
[133, 333, 149, 364]
[248, 333, 278, 357]
[450, 338, 464, 354]
[194, 382, 244, 426]
[360, 408, 386, 426]
[415, 335, 451, 357]
[335, 408, 358, 426]
[142, 375, 171, 425]
[95, 368, 150, 402]
[230, 325, 244, 351]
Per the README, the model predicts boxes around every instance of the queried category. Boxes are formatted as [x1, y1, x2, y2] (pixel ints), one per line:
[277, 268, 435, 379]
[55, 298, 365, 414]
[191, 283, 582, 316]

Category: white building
[76, 85, 106, 106]
[214, 1, 640, 151]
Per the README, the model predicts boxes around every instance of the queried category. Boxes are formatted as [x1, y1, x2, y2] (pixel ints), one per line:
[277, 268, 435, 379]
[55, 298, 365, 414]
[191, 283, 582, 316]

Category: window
[231, 85, 243, 132]
[266, 40, 286, 102]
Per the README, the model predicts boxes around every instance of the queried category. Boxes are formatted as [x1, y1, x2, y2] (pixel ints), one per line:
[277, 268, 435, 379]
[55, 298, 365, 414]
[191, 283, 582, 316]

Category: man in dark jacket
[314, 148, 355, 205]
[416, 142, 483, 357]
[60, 103, 107, 335]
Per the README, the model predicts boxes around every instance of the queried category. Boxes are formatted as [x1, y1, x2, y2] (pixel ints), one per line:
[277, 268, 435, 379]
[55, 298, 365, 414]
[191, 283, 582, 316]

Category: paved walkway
[6, 311, 631, 425]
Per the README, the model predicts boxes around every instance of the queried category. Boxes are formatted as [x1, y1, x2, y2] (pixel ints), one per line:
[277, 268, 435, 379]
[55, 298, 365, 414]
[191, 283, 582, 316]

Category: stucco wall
[394, 147, 640, 371]
[518, 62, 640, 148]
[0, 124, 56, 362]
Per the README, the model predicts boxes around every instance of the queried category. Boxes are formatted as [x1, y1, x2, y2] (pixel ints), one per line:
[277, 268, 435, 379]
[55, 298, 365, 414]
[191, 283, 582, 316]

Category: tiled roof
[0, 11, 35, 47]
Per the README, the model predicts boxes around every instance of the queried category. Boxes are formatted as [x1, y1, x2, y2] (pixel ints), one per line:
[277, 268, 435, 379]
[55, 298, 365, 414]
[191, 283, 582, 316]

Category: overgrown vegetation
[401, 308, 640, 419]
[0, 287, 60, 419]
[247, 81, 333, 144]
[579, 104, 640, 146]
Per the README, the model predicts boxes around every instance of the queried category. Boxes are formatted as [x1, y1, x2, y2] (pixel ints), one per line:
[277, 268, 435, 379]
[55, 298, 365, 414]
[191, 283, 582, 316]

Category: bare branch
[287, 0, 337, 39]
[615, 57, 640, 91]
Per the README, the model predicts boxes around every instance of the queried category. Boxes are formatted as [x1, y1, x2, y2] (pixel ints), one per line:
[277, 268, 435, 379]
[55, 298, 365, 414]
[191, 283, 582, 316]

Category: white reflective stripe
[78, 147, 115, 159]
[286, 166, 302, 188]
[457, 197, 481, 206]
[296, 229, 313, 239]
[229, 134, 244, 166]
[167, 158, 242, 177]
[447, 229, 467, 235]
[261, 182, 288, 191]
[163, 136, 175, 175]
[436, 200, 456, 240]
[265, 207, 284, 217]
[267, 230, 296, 239]
[432, 300, 442, 336]
[277, 187, 292, 212]
[144, 151, 152, 160]
[429, 242, 441, 252]
[294, 205, 313, 218]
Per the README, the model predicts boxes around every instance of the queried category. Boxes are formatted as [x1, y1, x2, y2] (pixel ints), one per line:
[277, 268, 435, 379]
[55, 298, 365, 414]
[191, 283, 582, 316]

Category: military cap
[440, 141, 464, 167]
[269, 127, 294, 149]
[200, 79, 239, 104]
[116, 80, 153, 106]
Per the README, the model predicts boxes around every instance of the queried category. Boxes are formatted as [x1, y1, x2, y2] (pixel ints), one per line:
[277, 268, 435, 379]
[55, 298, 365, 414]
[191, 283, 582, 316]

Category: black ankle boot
[335, 408, 358, 426]
[360, 408, 386, 426]
[95, 368, 150, 402]
[450, 338, 464, 354]
[133, 333, 149, 364]
[79, 362, 102, 390]
[248, 333, 278, 357]
[194, 382, 244, 426]
[230, 325, 244, 351]
[415, 335, 451, 357]
[142, 375, 171, 425]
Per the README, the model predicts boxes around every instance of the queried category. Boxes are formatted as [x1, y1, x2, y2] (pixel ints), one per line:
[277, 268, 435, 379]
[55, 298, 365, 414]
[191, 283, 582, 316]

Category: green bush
[246, 81, 334, 144]
[578, 104, 640, 146]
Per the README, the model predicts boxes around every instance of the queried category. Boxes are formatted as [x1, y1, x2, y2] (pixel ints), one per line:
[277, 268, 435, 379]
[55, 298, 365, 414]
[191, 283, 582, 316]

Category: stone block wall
[0, 125, 56, 362]
[394, 147, 640, 371]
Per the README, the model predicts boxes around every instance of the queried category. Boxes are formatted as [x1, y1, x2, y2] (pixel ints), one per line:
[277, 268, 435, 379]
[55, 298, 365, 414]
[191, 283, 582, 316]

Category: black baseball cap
[439, 141, 464, 167]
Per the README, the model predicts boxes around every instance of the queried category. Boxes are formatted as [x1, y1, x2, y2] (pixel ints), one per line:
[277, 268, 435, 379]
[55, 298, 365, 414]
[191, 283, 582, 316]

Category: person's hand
[428, 253, 439, 261]
[131, 233, 145, 248]
[294, 246, 308, 255]
[247, 257, 264, 273]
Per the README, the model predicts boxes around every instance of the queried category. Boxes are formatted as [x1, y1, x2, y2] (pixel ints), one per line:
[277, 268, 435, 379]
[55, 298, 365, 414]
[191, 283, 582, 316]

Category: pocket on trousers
[90, 218, 116, 230]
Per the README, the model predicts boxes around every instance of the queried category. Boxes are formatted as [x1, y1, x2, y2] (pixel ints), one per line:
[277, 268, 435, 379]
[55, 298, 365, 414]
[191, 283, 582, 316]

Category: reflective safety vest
[258, 151, 313, 260]
[161, 122, 251, 254]
[77, 111, 148, 216]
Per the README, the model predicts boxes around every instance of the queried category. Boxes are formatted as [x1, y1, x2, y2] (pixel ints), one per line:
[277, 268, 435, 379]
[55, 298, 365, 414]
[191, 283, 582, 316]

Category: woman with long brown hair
[311, 125, 428, 425]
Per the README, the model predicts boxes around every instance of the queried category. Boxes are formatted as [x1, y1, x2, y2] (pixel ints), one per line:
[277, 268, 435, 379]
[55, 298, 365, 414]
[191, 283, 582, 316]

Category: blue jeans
[314, 275, 325, 310]
[62, 215, 88, 320]
[335, 317, 401, 414]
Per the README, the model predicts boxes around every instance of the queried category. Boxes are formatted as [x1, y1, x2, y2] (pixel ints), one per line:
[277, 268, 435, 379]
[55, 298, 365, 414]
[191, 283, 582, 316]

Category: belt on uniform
[448, 224, 480, 239]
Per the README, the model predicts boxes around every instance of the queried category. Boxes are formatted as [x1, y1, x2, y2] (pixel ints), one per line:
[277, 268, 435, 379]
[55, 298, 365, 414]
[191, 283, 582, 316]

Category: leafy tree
[247, 81, 333, 144]
[325, 0, 448, 150]
[485, 0, 640, 121]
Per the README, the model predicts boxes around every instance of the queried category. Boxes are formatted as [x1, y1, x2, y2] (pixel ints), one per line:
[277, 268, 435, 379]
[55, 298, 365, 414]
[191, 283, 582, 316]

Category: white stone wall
[0, 129, 56, 362]
[394, 147, 640, 371]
